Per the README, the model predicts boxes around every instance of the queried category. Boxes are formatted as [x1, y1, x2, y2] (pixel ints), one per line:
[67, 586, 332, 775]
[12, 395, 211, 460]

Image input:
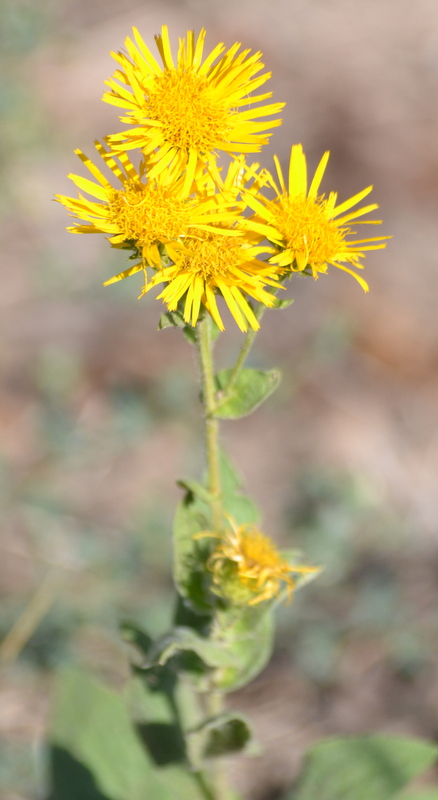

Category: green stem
[197, 316, 223, 531]
[206, 691, 229, 800]
[196, 317, 230, 800]
[194, 770, 216, 800]
[219, 302, 267, 402]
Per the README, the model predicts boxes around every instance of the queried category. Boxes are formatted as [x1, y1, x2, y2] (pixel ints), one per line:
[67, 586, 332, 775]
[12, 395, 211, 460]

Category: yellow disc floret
[271, 195, 347, 273]
[104, 25, 285, 187]
[144, 69, 231, 153]
[143, 229, 279, 332]
[175, 231, 244, 281]
[107, 180, 189, 246]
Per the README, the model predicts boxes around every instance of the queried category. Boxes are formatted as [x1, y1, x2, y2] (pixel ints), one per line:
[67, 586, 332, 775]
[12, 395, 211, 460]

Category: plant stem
[196, 317, 230, 800]
[219, 303, 267, 401]
[194, 770, 216, 800]
[197, 316, 223, 532]
[206, 691, 229, 800]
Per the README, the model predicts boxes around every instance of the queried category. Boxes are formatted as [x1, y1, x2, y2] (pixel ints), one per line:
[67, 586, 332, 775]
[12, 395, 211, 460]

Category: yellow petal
[331, 186, 373, 218]
[308, 151, 330, 200]
[288, 144, 307, 197]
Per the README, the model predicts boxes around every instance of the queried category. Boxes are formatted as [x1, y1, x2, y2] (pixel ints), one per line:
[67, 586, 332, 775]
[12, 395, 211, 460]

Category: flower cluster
[57, 24, 389, 332]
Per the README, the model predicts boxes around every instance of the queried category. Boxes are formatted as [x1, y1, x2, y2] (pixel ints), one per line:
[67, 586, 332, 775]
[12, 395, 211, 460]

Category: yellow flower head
[142, 228, 278, 332]
[56, 144, 279, 331]
[56, 142, 243, 269]
[199, 518, 318, 606]
[103, 25, 285, 188]
[137, 156, 280, 332]
[244, 144, 390, 291]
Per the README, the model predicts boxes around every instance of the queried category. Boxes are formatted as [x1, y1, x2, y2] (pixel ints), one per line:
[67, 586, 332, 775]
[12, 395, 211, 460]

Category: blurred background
[1, 0, 438, 797]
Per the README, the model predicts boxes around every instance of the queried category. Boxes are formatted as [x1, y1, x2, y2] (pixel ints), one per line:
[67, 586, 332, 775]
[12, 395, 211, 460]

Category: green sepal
[213, 368, 281, 419]
[187, 712, 253, 767]
[286, 736, 438, 800]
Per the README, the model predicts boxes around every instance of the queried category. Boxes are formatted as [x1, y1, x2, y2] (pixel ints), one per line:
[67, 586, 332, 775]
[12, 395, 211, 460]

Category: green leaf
[158, 311, 186, 330]
[172, 492, 213, 613]
[213, 604, 275, 692]
[177, 479, 214, 505]
[201, 715, 252, 757]
[288, 736, 438, 800]
[219, 450, 259, 525]
[187, 712, 253, 766]
[146, 626, 240, 674]
[126, 672, 203, 766]
[401, 792, 438, 800]
[143, 612, 275, 694]
[271, 297, 294, 310]
[208, 315, 221, 342]
[50, 669, 206, 800]
[48, 746, 112, 800]
[214, 367, 281, 419]
[182, 325, 197, 345]
[157, 312, 199, 346]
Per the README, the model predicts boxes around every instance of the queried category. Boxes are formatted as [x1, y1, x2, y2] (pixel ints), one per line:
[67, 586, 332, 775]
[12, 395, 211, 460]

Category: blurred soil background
[1, 0, 438, 798]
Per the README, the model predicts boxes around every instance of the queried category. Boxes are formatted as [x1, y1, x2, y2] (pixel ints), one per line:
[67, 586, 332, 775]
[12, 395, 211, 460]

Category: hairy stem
[196, 317, 230, 800]
[218, 303, 267, 402]
[206, 690, 228, 800]
[197, 316, 223, 531]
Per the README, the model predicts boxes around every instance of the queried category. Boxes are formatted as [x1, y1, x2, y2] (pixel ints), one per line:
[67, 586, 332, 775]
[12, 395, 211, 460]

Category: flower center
[145, 68, 232, 152]
[273, 195, 346, 267]
[108, 180, 188, 246]
[239, 531, 285, 572]
[178, 232, 243, 280]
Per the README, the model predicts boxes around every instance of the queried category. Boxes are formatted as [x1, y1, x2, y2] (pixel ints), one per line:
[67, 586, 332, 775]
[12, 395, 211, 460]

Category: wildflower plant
[54, 24, 394, 800]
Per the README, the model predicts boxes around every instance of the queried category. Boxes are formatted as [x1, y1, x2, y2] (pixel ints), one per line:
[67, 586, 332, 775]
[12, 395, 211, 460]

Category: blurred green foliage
[280, 468, 431, 687]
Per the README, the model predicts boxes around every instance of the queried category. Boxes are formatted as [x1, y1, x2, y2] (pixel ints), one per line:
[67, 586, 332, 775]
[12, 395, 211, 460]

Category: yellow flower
[198, 518, 318, 606]
[103, 25, 284, 189]
[56, 144, 279, 331]
[141, 229, 278, 332]
[244, 144, 390, 291]
[55, 141, 244, 272]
